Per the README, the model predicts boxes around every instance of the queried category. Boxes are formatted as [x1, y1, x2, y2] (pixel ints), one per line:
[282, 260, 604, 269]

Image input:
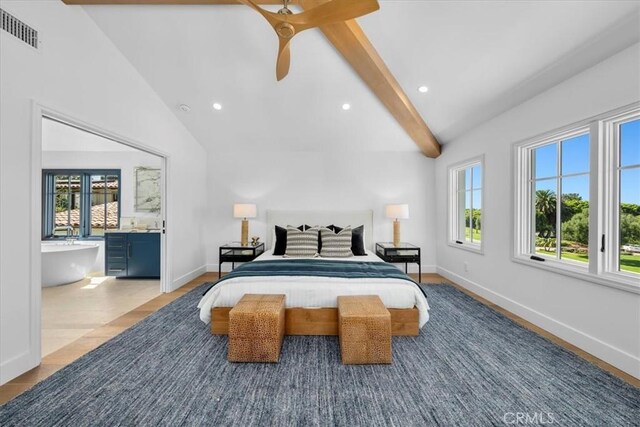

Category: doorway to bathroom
[36, 112, 169, 358]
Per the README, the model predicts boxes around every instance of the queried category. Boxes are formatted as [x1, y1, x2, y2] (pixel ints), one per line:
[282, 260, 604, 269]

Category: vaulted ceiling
[76, 1, 639, 154]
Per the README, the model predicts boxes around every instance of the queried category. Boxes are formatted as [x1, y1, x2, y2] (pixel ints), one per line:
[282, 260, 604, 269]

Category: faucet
[53, 225, 77, 243]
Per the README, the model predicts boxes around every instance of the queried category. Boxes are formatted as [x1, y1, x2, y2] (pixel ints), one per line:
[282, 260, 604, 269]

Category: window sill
[512, 254, 640, 295]
[447, 241, 484, 255]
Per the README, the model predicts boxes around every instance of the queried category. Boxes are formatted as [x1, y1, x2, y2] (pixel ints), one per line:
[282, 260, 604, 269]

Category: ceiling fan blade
[291, 0, 379, 32]
[236, 0, 281, 28]
[276, 37, 291, 81]
[238, 0, 379, 80]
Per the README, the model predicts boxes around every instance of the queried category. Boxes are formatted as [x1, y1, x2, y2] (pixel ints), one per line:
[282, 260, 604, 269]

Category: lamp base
[393, 220, 401, 247]
[241, 219, 249, 246]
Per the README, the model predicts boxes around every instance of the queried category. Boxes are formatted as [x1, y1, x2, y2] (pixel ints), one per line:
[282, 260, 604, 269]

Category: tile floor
[42, 275, 161, 356]
[0, 273, 215, 405]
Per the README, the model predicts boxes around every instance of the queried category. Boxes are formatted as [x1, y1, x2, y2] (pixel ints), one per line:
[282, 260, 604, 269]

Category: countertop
[105, 229, 161, 233]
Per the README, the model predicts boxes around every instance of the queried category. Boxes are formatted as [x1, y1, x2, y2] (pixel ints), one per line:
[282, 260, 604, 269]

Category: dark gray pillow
[351, 225, 366, 255]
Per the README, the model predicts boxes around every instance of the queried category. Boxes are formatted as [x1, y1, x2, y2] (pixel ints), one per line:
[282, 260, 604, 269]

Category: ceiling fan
[61, 0, 440, 157]
[237, 0, 380, 80]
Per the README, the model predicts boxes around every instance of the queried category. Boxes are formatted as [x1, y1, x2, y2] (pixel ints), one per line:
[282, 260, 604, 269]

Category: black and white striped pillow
[320, 227, 354, 258]
[285, 226, 319, 257]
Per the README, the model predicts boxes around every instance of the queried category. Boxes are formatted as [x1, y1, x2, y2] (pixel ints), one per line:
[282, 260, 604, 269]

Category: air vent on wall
[1, 8, 38, 49]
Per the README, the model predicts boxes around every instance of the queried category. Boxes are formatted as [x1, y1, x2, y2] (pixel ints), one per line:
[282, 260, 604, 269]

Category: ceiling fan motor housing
[276, 22, 295, 39]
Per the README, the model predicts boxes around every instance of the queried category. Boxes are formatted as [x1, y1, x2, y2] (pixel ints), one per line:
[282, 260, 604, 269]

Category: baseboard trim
[417, 265, 437, 274]
[0, 350, 38, 385]
[206, 264, 228, 273]
[436, 266, 640, 379]
[170, 265, 207, 292]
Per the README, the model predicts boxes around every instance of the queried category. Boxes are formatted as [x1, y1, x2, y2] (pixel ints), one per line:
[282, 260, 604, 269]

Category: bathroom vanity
[105, 231, 160, 278]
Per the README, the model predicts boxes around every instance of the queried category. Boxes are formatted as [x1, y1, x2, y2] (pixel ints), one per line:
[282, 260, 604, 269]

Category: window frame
[447, 155, 485, 254]
[602, 110, 640, 283]
[513, 103, 640, 294]
[42, 169, 121, 240]
[529, 127, 591, 266]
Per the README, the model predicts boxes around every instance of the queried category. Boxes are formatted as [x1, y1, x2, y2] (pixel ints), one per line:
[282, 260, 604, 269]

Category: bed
[197, 210, 430, 336]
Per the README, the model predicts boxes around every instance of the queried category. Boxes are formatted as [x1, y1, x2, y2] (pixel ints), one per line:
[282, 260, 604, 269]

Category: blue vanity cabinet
[105, 233, 128, 277]
[127, 233, 161, 278]
[105, 232, 160, 278]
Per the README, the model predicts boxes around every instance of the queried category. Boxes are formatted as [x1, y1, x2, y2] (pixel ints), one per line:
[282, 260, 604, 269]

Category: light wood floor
[0, 272, 636, 405]
[42, 276, 161, 356]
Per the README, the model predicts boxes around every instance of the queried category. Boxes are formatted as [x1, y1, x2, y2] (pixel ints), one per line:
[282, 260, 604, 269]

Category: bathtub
[41, 242, 100, 287]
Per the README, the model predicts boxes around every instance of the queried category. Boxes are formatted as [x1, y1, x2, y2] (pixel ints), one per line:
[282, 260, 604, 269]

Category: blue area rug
[1, 284, 638, 426]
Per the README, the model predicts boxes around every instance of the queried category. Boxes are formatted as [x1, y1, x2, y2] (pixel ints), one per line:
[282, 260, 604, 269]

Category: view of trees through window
[618, 118, 640, 274]
[533, 133, 590, 264]
[457, 164, 482, 244]
[531, 120, 640, 274]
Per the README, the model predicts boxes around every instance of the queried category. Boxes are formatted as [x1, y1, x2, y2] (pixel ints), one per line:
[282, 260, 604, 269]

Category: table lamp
[385, 204, 409, 247]
[233, 203, 257, 246]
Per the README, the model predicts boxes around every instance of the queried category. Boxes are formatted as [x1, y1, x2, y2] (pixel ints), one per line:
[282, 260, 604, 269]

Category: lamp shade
[385, 204, 409, 220]
[233, 203, 257, 219]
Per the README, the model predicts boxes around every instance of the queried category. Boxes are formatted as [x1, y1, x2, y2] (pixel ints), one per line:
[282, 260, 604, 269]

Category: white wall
[206, 150, 436, 273]
[434, 44, 640, 377]
[0, 1, 208, 384]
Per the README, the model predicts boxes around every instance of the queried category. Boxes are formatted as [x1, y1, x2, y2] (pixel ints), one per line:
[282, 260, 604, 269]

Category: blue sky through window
[533, 124, 640, 204]
[462, 165, 482, 209]
[621, 119, 640, 167]
[534, 143, 557, 179]
[621, 168, 640, 205]
[562, 134, 589, 175]
[620, 119, 640, 204]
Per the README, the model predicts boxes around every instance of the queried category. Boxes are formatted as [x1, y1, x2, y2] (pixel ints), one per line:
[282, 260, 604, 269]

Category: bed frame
[211, 209, 421, 337]
[211, 307, 420, 336]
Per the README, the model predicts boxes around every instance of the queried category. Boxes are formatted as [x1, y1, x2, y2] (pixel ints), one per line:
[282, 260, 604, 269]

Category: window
[609, 115, 640, 276]
[448, 156, 483, 253]
[514, 104, 640, 293]
[531, 131, 590, 264]
[43, 170, 120, 239]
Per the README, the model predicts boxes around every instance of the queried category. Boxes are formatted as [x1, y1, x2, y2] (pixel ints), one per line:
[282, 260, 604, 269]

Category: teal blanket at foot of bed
[202, 258, 418, 295]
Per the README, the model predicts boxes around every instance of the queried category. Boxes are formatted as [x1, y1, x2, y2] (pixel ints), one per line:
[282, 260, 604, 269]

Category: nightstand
[375, 242, 422, 282]
[219, 242, 265, 276]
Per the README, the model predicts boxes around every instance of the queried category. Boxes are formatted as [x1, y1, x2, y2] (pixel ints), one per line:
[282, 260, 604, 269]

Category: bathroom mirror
[134, 167, 161, 213]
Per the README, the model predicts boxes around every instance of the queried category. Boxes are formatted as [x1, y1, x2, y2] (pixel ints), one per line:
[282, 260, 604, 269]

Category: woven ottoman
[228, 294, 286, 363]
[337, 295, 392, 364]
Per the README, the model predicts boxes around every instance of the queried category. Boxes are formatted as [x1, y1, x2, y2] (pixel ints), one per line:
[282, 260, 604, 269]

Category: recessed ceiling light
[342, 103, 351, 111]
[178, 104, 191, 112]
[212, 103, 222, 111]
[418, 86, 429, 93]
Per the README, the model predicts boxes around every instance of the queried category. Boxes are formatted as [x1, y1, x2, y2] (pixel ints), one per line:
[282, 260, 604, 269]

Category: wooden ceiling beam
[300, 0, 440, 157]
[63, 0, 441, 157]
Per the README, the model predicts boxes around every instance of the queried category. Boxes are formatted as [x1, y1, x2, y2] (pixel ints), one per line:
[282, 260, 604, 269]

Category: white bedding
[197, 250, 430, 327]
